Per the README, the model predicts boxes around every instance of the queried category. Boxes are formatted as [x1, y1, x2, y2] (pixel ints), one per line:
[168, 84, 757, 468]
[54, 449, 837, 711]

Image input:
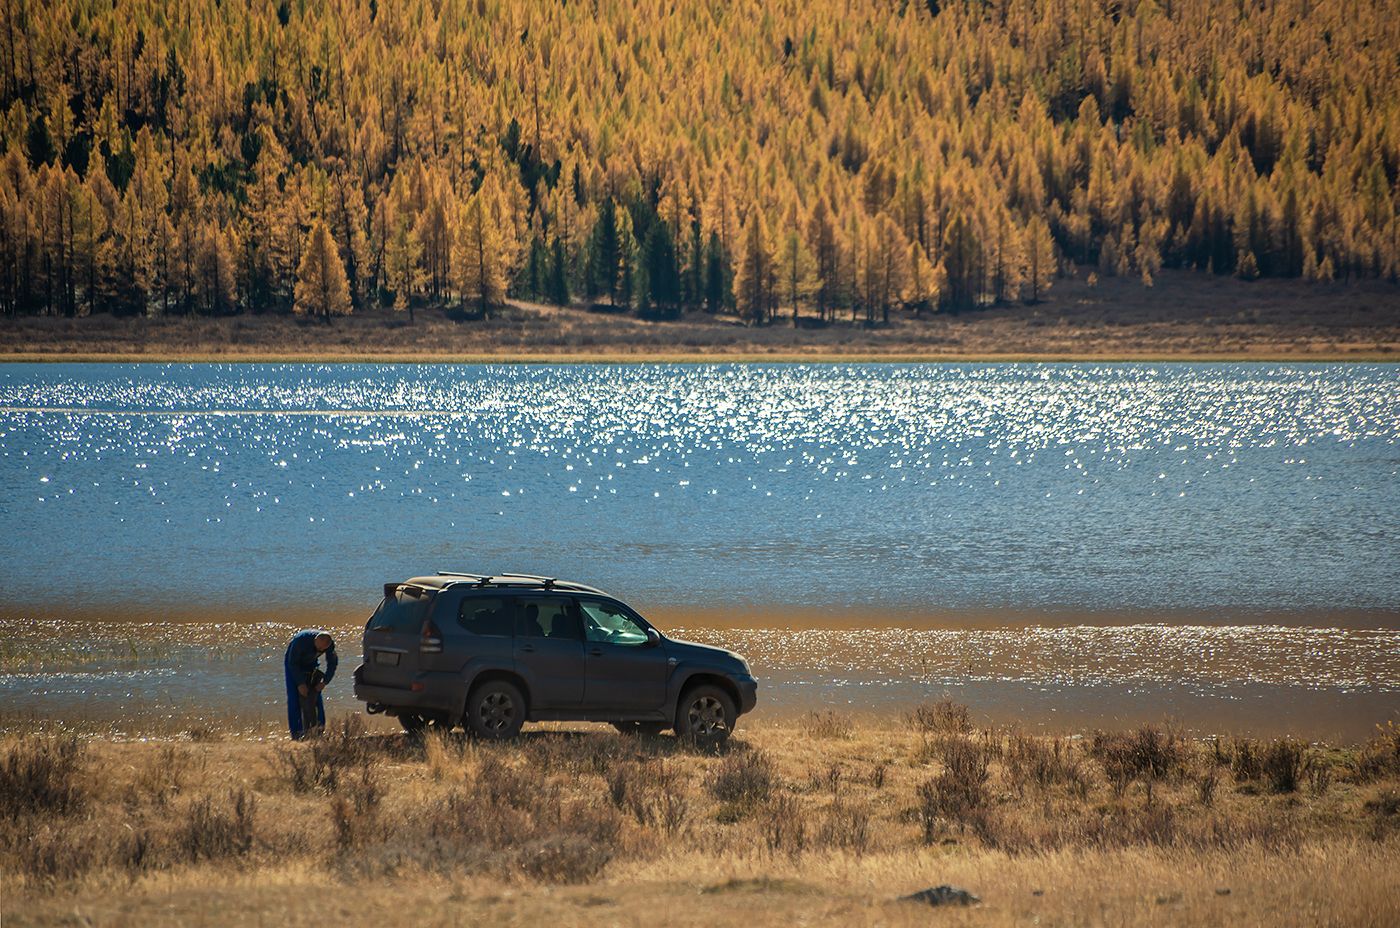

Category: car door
[512, 594, 585, 708]
[360, 585, 432, 688]
[576, 596, 668, 712]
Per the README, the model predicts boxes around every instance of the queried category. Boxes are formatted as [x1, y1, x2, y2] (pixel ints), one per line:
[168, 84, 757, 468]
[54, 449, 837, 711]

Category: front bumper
[736, 676, 758, 715]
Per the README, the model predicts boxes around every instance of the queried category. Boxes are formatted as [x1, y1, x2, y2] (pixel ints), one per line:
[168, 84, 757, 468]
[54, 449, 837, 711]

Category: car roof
[392, 572, 612, 598]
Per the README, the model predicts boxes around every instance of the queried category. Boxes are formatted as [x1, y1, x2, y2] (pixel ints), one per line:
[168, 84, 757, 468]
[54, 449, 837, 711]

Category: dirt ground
[2, 269, 1398, 362]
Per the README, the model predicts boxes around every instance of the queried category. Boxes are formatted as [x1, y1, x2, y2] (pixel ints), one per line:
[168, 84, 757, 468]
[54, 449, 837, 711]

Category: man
[284, 629, 338, 740]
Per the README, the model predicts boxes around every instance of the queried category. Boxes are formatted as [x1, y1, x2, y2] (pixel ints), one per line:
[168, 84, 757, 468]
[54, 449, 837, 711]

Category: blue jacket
[284, 629, 338, 684]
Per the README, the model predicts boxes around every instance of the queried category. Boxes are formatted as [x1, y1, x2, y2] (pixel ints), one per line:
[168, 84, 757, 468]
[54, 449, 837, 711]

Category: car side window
[577, 598, 649, 646]
[457, 596, 512, 637]
[515, 596, 580, 641]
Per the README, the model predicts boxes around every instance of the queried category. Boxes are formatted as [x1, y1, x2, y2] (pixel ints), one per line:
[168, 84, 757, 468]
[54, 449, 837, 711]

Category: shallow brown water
[3, 605, 1395, 742]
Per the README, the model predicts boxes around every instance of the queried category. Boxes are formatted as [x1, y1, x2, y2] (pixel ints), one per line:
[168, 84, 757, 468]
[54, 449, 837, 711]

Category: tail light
[420, 617, 443, 653]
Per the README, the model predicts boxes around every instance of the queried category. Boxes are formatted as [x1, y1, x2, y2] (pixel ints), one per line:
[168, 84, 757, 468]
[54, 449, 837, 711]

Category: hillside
[1, 0, 1398, 328]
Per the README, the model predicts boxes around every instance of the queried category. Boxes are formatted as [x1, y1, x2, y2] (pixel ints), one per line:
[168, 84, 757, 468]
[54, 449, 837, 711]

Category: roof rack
[435, 571, 610, 596]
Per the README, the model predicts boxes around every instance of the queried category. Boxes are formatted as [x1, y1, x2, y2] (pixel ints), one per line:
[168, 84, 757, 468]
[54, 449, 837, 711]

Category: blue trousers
[285, 667, 325, 739]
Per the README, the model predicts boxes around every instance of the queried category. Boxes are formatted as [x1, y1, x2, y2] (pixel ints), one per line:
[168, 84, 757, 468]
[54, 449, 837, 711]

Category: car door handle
[589, 647, 603, 656]
[519, 644, 536, 653]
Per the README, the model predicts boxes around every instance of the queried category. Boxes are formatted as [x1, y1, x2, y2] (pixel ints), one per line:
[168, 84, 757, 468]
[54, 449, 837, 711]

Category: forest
[0, 0, 1397, 325]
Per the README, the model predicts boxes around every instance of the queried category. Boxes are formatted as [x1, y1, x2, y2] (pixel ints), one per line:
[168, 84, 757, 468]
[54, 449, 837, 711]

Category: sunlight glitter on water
[1, 363, 1397, 613]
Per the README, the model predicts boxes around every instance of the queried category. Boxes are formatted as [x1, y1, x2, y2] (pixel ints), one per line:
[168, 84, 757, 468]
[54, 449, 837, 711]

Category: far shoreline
[2, 269, 1397, 364]
[2, 349, 1399, 363]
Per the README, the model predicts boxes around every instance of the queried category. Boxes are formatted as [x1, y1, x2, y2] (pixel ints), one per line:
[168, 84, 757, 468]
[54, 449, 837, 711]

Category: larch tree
[294, 219, 353, 322]
[732, 207, 776, 326]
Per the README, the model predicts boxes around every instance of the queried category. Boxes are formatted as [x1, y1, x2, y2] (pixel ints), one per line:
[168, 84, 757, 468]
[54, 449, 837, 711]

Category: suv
[352, 572, 758, 743]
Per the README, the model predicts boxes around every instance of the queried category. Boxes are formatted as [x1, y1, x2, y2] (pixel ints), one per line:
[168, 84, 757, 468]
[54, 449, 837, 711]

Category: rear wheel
[612, 721, 667, 736]
[465, 680, 526, 739]
[674, 685, 736, 746]
[398, 713, 451, 735]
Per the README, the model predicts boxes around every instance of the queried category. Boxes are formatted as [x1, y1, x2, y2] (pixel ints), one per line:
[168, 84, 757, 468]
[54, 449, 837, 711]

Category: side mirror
[644, 628, 661, 648]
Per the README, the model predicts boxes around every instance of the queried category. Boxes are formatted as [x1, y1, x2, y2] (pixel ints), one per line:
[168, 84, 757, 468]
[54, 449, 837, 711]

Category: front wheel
[674, 685, 736, 746]
[465, 680, 526, 739]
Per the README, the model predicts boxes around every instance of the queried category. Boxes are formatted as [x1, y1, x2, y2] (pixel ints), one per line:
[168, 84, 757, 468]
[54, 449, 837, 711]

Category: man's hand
[313, 680, 326, 693]
[297, 683, 309, 697]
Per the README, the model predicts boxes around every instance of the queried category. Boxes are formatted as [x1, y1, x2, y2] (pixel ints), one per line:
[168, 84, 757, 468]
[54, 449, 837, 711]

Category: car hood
[664, 636, 748, 668]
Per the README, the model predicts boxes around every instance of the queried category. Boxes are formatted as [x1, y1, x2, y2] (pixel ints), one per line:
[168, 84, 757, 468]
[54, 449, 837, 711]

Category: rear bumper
[352, 664, 463, 717]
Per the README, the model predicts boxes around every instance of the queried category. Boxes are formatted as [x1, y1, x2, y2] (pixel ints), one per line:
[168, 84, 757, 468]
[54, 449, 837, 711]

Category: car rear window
[368, 588, 430, 633]
[458, 596, 512, 637]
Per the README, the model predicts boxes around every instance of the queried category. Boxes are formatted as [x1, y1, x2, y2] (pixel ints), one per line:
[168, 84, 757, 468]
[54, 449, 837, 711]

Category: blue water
[1, 362, 1397, 614]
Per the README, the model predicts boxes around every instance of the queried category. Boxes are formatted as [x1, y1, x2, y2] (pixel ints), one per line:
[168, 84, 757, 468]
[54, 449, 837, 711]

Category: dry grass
[2, 712, 1398, 926]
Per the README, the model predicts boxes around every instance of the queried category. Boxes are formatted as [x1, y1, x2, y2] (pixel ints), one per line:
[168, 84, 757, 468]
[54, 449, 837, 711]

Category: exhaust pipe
[365, 702, 386, 715]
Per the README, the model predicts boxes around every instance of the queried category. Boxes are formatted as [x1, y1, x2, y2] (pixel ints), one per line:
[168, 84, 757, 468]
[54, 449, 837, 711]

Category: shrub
[1231, 738, 1263, 783]
[917, 736, 991, 841]
[516, 835, 611, 884]
[1262, 738, 1306, 793]
[1198, 768, 1219, 806]
[1091, 726, 1184, 795]
[1351, 722, 1400, 783]
[802, 710, 853, 740]
[1004, 734, 1080, 794]
[177, 789, 256, 861]
[817, 801, 871, 853]
[908, 699, 972, 735]
[708, 749, 775, 805]
[761, 793, 807, 856]
[0, 735, 87, 820]
[332, 765, 382, 849]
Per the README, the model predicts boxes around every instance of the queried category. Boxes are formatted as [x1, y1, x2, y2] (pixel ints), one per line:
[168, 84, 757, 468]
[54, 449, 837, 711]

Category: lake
[2, 362, 1397, 738]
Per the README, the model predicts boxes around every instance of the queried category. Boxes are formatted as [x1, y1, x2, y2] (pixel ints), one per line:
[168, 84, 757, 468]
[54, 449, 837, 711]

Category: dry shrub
[177, 789, 256, 862]
[708, 749, 775, 805]
[279, 716, 375, 794]
[1364, 789, 1400, 840]
[809, 763, 842, 796]
[1351, 722, 1400, 783]
[421, 778, 624, 882]
[916, 736, 991, 842]
[423, 730, 468, 781]
[132, 744, 192, 807]
[20, 823, 96, 883]
[761, 793, 807, 855]
[332, 765, 383, 849]
[516, 835, 612, 884]
[1004, 734, 1081, 795]
[0, 735, 87, 820]
[1198, 768, 1220, 806]
[1091, 726, 1184, 796]
[1262, 738, 1306, 793]
[1308, 759, 1332, 796]
[1230, 738, 1264, 783]
[817, 800, 871, 853]
[908, 698, 972, 735]
[802, 710, 853, 740]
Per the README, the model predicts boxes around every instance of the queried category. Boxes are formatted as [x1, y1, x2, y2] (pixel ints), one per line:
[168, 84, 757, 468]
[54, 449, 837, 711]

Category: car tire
[674, 684, 736, 745]
[399, 713, 451, 735]
[612, 721, 667, 736]
[465, 680, 526, 740]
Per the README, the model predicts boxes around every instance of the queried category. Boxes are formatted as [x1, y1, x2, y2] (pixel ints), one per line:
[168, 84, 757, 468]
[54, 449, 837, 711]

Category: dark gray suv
[352, 572, 757, 743]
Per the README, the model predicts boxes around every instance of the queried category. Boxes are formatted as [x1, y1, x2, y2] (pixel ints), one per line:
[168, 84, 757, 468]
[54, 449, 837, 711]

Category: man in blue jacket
[284, 629, 338, 739]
